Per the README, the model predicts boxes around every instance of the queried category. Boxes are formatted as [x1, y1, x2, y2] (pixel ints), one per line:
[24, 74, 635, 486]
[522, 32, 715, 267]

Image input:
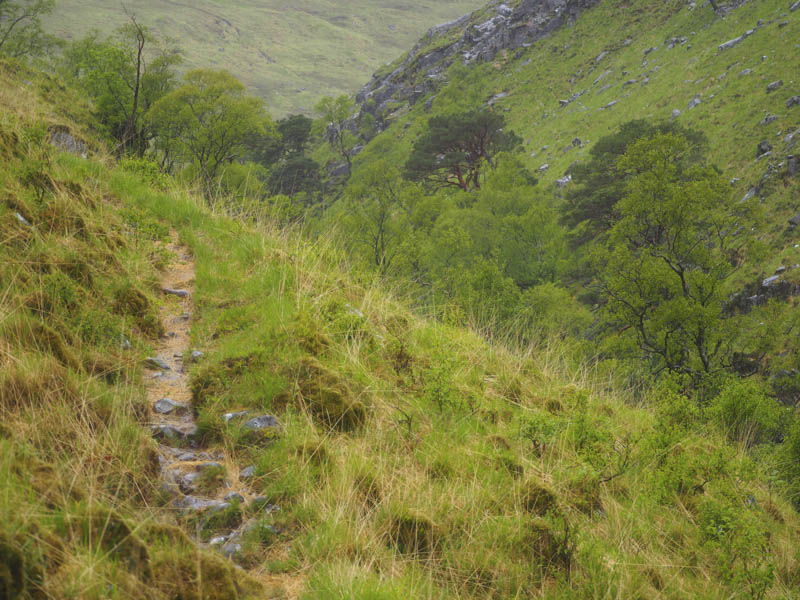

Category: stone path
[143, 231, 257, 560]
[142, 231, 303, 596]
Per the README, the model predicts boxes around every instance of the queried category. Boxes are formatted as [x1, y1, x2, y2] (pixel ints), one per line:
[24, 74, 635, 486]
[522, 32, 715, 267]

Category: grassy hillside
[42, 0, 483, 116]
[3, 57, 800, 599]
[353, 0, 800, 283]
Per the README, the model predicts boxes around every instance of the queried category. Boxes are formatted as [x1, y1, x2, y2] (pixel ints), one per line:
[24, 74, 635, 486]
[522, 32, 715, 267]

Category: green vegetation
[42, 0, 485, 116]
[0, 0, 59, 59]
[3, 0, 800, 597]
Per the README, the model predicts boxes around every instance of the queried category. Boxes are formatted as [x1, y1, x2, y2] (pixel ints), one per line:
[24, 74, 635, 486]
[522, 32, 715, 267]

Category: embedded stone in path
[162, 287, 191, 298]
[151, 423, 197, 441]
[154, 398, 190, 415]
[145, 357, 171, 370]
[174, 495, 230, 512]
[224, 492, 245, 504]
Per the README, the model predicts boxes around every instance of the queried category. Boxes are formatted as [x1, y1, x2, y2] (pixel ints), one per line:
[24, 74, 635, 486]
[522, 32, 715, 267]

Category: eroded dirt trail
[143, 232, 250, 556]
[142, 231, 303, 596]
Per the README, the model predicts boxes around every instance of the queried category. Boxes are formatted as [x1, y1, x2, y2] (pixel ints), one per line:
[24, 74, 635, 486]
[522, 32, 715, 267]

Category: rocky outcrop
[356, 0, 602, 126]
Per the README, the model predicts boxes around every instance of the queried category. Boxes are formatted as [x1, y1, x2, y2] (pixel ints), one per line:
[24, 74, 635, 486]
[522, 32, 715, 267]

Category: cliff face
[356, 0, 601, 123]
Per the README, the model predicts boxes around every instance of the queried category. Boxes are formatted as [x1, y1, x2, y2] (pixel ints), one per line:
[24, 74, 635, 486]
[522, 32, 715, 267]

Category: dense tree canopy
[561, 119, 707, 247]
[594, 132, 754, 381]
[404, 110, 522, 192]
[147, 69, 272, 197]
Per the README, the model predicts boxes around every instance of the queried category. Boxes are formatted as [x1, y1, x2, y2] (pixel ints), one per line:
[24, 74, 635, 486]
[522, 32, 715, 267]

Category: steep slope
[5, 60, 800, 599]
[43, 0, 484, 116]
[349, 0, 800, 297]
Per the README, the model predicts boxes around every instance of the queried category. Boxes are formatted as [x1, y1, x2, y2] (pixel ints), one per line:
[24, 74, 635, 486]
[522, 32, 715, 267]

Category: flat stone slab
[154, 398, 190, 415]
[151, 424, 197, 441]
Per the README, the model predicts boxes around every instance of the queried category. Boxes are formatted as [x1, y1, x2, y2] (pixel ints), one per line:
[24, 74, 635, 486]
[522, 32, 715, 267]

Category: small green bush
[710, 379, 785, 447]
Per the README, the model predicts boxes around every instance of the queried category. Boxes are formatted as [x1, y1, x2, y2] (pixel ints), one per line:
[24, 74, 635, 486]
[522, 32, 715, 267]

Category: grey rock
[151, 424, 197, 441]
[788, 96, 800, 109]
[789, 214, 800, 227]
[556, 175, 572, 187]
[154, 398, 190, 415]
[596, 83, 613, 94]
[760, 114, 778, 126]
[48, 127, 88, 158]
[593, 69, 611, 85]
[766, 80, 784, 93]
[175, 496, 227, 512]
[162, 288, 190, 298]
[209, 535, 230, 546]
[603, 100, 618, 109]
[559, 98, 569, 107]
[222, 542, 242, 559]
[791, 0, 800, 11]
[177, 452, 197, 461]
[644, 46, 658, 55]
[224, 492, 245, 504]
[742, 188, 757, 202]
[776, 266, 788, 275]
[757, 140, 773, 156]
[243, 415, 280, 431]
[223, 411, 249, 423]
[14, 212, 31, 227]
[622, 79, 638, 87]
[497, 4, 513, 17]
[779, 20, 790, 27]
[595, 50, 609, 63]
[487, 92, 509, 105]
[329, 162, 350, 178]
[145, 357, 170, 370]
[572, 137, 582, 147]
[191, 350, 204, 361]
[671, 108, 681, 120]
[537, 163, 550, 172]
[763, 276, 781, 287]
[687, 95, 701, 109]
[240, 466, 256, 480]
[719, 29, 755, 51]
[739, 69, 752, 77]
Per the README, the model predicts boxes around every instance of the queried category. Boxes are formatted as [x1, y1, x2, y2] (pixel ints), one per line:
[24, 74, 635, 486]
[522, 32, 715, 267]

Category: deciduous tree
[147, 69, 272, 198]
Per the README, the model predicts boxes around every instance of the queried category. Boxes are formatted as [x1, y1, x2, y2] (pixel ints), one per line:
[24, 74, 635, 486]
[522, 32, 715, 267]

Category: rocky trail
[142, 232, 273, 566]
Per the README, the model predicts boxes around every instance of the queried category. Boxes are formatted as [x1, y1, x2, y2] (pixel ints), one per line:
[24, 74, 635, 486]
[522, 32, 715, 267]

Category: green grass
[43, 0, 484, 116]
[4, 4, 800, 593]
[354, 0, 800, 283]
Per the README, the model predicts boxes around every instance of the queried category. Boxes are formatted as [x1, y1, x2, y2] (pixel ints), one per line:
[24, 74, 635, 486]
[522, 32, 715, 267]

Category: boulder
[47, 126, 88, 158]
[788, 96, 800, 109]
[766, 80, 783, 93]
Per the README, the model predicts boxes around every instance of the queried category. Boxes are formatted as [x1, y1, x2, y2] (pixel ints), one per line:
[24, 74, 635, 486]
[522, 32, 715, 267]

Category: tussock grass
[3, 47, 800, 597]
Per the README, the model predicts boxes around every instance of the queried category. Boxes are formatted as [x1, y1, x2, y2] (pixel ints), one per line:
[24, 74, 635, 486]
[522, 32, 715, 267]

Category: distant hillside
[43, 0, 484, 116]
